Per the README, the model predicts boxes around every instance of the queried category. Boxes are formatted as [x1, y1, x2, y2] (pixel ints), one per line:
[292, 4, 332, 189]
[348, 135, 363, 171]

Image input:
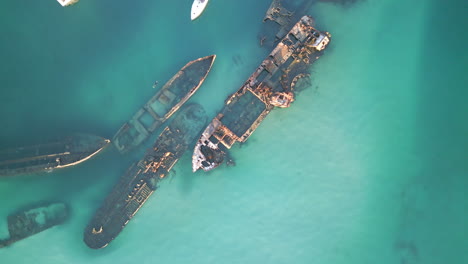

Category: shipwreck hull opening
[222, 92, 267, 138]
[113, 55, 215, 154]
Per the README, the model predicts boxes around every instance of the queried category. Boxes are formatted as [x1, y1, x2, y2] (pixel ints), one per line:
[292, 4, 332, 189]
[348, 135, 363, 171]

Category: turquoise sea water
[0, 0, 466, 263]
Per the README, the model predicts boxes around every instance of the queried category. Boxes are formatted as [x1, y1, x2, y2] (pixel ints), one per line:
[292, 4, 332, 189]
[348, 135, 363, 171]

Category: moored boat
[56, 0, 79, 7]
[191, 0, 209, 20]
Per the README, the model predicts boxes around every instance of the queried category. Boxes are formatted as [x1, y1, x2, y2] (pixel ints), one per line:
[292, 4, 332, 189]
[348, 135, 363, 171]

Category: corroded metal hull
[260, 0, 317, 48]
[0, 202, 69, 248]
[113, 55, 216, 154]
[0, 134, 110, 177]
[193, 16, 331, 172]
[84, 104, 207, 249]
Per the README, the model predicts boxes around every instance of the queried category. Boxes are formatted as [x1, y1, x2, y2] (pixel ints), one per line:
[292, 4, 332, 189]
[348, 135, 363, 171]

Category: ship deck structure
[192, 16, 331, 172]
[0, 134, 110, 177]
[259, 0, 317, 48]
[84, 104, 207, 249]
[0, 0, 341, 252]
[113, 55, 216, 154]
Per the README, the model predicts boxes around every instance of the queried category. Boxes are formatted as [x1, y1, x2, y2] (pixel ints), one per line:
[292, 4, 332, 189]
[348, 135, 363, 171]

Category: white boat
[191, 0, 209, 20]
[56, 0, 79, 6]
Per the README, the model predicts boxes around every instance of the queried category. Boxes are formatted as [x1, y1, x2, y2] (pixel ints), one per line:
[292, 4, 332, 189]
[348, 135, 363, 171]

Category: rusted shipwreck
[113, 55, 216, 154]
[0, 134, 110, 177]
[262, 0, 295, 46]
[84, 104, 207, 249]
[192, 16, 330, 172]
[0, 202, 69, 248]
[260, 0, 317, 48]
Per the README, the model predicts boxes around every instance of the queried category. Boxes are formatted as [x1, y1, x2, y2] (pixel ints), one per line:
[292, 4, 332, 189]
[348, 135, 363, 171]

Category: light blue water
[0, 0, 466, 263]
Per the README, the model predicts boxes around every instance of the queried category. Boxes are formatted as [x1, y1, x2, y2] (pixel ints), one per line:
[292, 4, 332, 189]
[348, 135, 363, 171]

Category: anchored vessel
[56, 0, 79, 6]
[192, 16, 331, 172]
[113, 55, 216, 154]
[0, 202, 68, 248]
[84, 104, 207, 249]
[191, 0, 209, 20]
[0, 134, 110, 177]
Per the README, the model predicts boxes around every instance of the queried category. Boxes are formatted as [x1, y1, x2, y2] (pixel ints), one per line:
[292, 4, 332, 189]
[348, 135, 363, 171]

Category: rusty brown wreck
[192, 16, 331, 172]
[84, 104, 207, 249]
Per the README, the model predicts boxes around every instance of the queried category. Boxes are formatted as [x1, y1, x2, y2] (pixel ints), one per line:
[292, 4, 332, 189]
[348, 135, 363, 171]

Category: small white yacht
[191, 0, 209, 20]
[56, 0, 79, 6]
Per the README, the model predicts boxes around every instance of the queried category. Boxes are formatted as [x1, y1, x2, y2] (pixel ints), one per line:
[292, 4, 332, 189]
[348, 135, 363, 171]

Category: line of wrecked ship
[84, 104, 207, 249]
[113, 55, 216, 154]
[192, 16, 330, 172]
[0, 134, 110, 177]
[0, 202, 69, 248]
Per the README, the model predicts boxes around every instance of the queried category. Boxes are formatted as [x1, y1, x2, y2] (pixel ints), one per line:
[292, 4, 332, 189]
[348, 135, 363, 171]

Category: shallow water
[0, 0, 466, 263]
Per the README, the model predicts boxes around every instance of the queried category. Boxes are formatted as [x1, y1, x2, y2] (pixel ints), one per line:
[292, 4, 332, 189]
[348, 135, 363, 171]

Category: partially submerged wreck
[192, 16, 330, 172]
[84, 104, 207, 249]
[0, 134, 110, 177]
[0, 202, 68, 248]
[262, 0, 294, 45]
[113, 55, 216, 154]
[260, 0, 317, 48]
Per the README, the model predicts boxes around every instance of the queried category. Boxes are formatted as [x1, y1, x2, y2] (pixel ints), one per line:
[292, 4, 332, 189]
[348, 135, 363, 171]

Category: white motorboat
[191, 0, 209, 20]
[56, 0, 79, 6]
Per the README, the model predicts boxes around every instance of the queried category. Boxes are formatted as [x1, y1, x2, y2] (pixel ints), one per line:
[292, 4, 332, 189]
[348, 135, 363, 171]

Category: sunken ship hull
[0, 134, 110, 177]
[113, 55, 216, 154]
[84, 104, 207, 249]
[0, 202, 69, 248]
[192, 16, 331, 172]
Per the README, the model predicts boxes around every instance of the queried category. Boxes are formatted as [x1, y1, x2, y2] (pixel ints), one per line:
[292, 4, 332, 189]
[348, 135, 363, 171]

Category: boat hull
[56, 0, 79, 7]
[191, 0, 209, 20]
[0, 134, 110, 177]
[84, 104, 207, 249]
[192, 16, 331, 172]
[0, 202, 69, 248]
[113, 55, 216, 154]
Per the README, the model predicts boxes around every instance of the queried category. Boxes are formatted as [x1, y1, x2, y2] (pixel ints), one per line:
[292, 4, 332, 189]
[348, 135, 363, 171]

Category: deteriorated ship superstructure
[113, 55, 216, 154]
[0, 134, 110, 177]
[192, 16, 330, 172]
[0, 202, 69, 248]
[84, 104, 207, 249]
[259, 0, 316, 48]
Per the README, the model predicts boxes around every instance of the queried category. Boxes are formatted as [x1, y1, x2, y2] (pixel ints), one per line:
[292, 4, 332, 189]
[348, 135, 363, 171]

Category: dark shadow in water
[394, 240, 419, 264]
